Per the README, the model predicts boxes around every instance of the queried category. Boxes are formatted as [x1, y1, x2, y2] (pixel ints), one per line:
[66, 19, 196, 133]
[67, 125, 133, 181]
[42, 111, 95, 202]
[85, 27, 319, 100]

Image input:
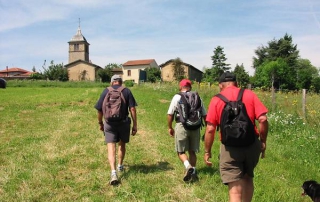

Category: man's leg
[107, 143, 117, 171]
[188, 150, 197, 167]
[242, 174, 254, 202]
[107, 142, 119, 185]
[228, 175, 253, 202]
[228, 180, 244, 202]
[178, 152, 194, 181]
[118, 140, 126, 166]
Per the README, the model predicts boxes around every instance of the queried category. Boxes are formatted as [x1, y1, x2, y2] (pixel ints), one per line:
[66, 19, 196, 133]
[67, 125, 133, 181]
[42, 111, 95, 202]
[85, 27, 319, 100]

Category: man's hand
[261, 142, 266, 158]
[99, 123, 104, 131]
[168, 128, 174, 137]
[204, 152, 213, 166]
[131, 125, 137, 136]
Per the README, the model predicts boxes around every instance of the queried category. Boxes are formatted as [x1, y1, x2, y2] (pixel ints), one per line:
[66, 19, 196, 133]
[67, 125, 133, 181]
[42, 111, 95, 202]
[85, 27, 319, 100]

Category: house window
[74, 44, 79, 51]
[128, 70, 131, 76]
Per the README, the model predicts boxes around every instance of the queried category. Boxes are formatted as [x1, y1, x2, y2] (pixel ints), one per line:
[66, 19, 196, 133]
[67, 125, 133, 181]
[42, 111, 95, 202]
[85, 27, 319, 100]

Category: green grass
[0, 81, 319, 201]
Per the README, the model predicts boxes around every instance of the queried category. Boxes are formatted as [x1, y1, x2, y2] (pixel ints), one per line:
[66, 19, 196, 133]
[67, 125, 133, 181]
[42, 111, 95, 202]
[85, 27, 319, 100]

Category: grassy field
[0, 81, 319, 201]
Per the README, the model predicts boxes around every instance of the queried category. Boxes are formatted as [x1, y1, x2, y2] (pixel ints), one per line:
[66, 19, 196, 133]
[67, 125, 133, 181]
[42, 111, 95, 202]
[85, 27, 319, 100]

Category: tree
[203, 46, 230, 82]
[233, 64, 250, 88]
[254, 58, 295, 90]
[253, 33, 299, 68]
[253, 34, 300, 90]
[172, 57, 185, 81]
[42, 60, 68, 81]
[201, 67, 215, 83]
[296, 59, 318, 89]
[145, 67, 161, 83]
[311, 77, 320, 93]
[30, 72, 44, 80]
[97, 63, 122, 82]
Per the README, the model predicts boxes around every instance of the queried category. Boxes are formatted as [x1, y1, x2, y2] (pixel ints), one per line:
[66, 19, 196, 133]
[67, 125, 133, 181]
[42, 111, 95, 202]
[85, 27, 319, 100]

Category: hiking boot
[117, 165, 124, 172]
[183, 166, 194, 182]
[191, 172, 199, 182]
[110, 173, 119, 186]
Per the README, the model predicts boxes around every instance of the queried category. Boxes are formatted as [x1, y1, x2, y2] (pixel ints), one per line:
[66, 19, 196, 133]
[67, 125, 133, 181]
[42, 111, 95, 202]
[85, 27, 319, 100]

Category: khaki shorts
[219, 137, 261, 184]
[174, 123, 200, 153]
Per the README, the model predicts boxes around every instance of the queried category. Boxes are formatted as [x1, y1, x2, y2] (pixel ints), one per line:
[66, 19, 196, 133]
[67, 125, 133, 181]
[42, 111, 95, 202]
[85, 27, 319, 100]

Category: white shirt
[167, 92, 207, 116]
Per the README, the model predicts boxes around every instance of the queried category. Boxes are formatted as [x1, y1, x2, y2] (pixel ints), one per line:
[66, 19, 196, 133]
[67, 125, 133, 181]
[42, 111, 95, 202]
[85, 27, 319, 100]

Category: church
[64, 25, 102, 81]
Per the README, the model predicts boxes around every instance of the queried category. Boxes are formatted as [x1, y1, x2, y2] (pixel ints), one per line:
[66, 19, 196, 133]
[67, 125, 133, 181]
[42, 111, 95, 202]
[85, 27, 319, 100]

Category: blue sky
[1, 0, 320, 75]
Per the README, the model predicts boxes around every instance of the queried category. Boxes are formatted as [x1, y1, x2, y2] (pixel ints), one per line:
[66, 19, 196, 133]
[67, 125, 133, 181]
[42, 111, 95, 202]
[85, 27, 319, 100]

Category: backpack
[215, 88, 256, 147]
[102, 86, 126, 122]
[176, 91, 203, 130]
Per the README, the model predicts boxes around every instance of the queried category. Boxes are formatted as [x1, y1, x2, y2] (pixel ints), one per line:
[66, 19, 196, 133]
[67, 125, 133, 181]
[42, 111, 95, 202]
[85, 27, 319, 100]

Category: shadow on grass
[197, 166, 219, 175]
[118, 161, 174, 183]
[125, 161, 173, 174]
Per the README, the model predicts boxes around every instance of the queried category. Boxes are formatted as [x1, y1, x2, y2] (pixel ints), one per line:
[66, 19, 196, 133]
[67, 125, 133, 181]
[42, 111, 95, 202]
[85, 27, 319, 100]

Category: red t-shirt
[206, 86, 268, 139]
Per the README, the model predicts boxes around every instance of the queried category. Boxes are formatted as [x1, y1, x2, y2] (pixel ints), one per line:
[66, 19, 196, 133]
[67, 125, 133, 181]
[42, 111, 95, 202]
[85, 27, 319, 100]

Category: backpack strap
[215, 93, 229, 103]
[107, 86, 126, 104]
[237, 88, 245, 102]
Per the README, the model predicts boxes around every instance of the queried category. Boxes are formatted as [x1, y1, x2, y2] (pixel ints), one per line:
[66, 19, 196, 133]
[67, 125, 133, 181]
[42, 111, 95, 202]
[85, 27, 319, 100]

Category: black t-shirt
[94, 85, 137, 117]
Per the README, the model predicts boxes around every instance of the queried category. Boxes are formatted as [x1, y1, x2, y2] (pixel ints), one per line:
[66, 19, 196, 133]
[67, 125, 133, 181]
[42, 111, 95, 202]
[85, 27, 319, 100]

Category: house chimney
[6, 66, 8, 77]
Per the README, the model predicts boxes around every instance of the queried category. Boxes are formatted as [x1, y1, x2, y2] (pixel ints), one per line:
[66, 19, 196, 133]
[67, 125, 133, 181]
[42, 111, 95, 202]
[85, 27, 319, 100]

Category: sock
[111, 170, 117, 175]
[183, 160, 191, 169]
[193, 167, 196, 174]
[118, 164, 123, 168]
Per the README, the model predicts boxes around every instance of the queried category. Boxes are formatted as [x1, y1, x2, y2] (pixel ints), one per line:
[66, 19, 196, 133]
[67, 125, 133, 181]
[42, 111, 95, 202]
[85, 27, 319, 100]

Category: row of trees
[203, 34, 320, 92]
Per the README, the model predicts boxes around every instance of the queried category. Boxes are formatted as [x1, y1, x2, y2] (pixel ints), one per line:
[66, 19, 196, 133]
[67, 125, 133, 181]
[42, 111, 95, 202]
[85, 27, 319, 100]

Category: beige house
[65, 26, 102, 81]
[122, 59, 159, 83]
[160, 59, 203, 82]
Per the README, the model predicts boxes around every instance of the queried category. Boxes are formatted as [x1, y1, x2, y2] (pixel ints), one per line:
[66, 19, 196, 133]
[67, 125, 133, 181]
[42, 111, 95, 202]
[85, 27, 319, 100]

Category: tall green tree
[210, 46, 230, 82]
[145, 67, 161, 83]
[253, 33, 300, 90]
[43, 60, 68, 81]
[172, 57, 185, 81]
[233, 64, 250, 88]
[253, 33, 299, 68]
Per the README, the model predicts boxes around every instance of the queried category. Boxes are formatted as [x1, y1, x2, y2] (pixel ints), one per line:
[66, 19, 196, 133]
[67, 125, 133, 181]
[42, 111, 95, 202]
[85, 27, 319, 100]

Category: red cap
[179, 79, 192, 87]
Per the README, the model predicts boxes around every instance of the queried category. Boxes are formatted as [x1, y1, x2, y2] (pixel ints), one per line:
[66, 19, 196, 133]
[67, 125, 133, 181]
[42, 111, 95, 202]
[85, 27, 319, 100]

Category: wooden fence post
[272, 87, 276, 112]
[302, 89, 306, 120]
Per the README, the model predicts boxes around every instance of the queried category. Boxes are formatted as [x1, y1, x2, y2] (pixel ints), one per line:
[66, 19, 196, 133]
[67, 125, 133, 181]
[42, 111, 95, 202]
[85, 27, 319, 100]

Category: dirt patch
[159, 99, 170, 103]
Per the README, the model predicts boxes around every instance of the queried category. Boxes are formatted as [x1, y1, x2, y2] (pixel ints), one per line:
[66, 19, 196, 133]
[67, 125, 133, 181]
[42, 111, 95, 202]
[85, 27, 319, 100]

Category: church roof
[69, 26, 88, 43]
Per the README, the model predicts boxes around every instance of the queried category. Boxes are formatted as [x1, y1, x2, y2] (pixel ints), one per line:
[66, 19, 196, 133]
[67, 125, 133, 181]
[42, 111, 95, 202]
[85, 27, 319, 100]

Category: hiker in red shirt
[204, 72, 268, 202]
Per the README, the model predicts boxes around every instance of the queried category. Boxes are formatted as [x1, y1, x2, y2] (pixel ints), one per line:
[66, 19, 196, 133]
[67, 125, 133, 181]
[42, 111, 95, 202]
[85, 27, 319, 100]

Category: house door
[139, 70, 147, 83]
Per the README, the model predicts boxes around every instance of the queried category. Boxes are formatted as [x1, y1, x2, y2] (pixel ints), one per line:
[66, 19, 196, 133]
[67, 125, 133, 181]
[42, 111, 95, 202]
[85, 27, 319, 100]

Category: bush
[124, 80, 134, 87]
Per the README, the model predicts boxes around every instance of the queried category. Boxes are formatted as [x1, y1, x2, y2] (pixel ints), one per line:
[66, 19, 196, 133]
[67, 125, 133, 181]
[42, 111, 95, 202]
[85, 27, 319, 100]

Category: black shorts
[104, 118, 131, 143]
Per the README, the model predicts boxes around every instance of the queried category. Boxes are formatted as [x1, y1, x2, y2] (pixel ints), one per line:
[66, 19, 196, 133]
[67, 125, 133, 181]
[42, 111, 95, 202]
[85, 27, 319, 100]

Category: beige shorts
[174, 123, 200, 153]
[219, 137, 261, 184]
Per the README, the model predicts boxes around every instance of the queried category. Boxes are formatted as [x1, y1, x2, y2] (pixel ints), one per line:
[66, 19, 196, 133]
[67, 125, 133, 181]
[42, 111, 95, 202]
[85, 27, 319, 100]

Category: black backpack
[215, 88, 256, 147]
[176, 91, 203, 130]
[102, 86, 127, 122]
